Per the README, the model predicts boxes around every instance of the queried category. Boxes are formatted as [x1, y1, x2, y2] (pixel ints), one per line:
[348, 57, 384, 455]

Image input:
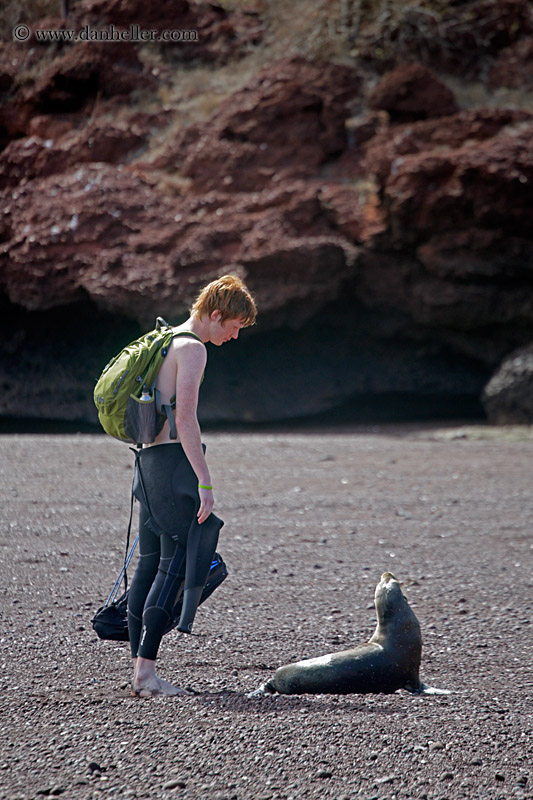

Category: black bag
[91, 552, 228, 642]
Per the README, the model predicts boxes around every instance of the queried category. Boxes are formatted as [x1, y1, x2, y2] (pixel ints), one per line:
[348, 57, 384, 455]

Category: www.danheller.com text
[13, 23, 199, 43]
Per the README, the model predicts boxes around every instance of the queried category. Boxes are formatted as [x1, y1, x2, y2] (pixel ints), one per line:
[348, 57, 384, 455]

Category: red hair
[191, 274, 257, 326]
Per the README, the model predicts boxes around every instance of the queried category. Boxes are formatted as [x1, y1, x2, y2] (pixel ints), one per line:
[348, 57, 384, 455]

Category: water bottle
[130, 385, 155, 444]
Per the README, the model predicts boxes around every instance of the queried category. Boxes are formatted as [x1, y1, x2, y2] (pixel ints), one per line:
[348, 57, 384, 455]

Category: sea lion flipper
[247, 680, 276, 698]
[415, 683, 452, 695]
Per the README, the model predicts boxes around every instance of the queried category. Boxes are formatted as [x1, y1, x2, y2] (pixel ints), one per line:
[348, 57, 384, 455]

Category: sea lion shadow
[193, 690, 400, 716]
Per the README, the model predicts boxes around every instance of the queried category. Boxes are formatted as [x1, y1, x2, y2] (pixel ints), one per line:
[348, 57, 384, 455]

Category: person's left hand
[197, 486, 214, 524]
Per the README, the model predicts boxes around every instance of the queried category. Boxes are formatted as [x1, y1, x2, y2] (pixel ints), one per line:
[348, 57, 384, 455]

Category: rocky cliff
[1, 0, 532, 425]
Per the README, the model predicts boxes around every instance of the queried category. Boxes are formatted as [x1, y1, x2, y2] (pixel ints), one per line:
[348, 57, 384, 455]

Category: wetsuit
[127, 443, 223, 660]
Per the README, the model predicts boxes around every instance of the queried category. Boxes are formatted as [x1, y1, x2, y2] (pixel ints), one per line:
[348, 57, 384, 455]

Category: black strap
[162, 404, 177, 439]
[121, 446, 152, 594]
[122, 468, 136, 592]
[172, 330, 203, 343]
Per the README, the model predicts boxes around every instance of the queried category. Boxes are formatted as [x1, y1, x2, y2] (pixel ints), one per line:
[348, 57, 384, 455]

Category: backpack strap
[171, 329, 204, 344]
[155, 329, 204, 441]
[158, 393, 178, 440]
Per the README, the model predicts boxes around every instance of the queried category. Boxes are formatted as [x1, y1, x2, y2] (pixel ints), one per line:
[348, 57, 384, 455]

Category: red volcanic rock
[0, 165, 194, 316]
[363, 109, 532, 184]
[368, 64, 457, 121]
[0, 165, 355, 327]
[1, 5, 533, 426]
[0, 138, 71, 190]
[27, 115, 75, 140]
[383, 120, 533, 245]
[318, 184, 386, 244]
[0, 64, 16, 93]
[1, 40, 153, 144]
[321, 111, 389, 183]
[490, 37, 533, 89]
[0, 101, 33, 148]
[0, 2, 262, 149]
[241, 240, 355, 328]
[344, 111, 388, 149]
[157, 58, 362, 192]
[353, 114, 533, 346]
[417, 228, 533, 282]
[328, 108, 532, 257]
[0, 117, 152, 189]
[413, 232, 533, 335]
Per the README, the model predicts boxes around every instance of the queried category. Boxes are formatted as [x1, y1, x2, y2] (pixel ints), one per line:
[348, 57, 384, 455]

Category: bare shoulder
[172, 334, 207, 371]
[172, 334, 206, 354]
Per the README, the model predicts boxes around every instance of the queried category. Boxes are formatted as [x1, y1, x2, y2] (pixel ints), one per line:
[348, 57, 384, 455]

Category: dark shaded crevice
[36, 73, 101, 113]
[204, 392, 485, 432]
[0, 416, 102, 434]
[0, 294, 141, 424]
[199, 297, 491, 425]
[0, 291, 492, 431]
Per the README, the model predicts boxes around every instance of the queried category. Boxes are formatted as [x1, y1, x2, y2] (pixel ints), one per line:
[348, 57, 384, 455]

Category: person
[127, 274, 257, 697]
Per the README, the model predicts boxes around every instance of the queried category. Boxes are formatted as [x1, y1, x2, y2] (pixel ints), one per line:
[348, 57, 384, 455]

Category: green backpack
[94, 317, 202, 444]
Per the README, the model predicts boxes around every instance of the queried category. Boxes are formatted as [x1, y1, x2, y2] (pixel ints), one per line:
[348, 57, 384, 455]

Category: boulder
[482, 345, 533, 424]
[0, 45, 43, 144]
[367, 63, 458, 121]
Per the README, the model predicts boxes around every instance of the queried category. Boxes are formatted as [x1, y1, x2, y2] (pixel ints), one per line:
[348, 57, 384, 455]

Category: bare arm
[173, 338, 213, 524]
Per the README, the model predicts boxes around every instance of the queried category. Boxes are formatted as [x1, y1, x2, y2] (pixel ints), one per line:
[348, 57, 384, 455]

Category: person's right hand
[197, 486, 214, 524]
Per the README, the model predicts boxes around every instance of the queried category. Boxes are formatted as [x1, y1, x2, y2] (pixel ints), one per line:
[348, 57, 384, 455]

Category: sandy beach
[1, 425, 531, 799]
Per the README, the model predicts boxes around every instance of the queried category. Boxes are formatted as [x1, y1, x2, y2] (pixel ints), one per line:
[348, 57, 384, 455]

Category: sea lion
[252, 572, 447, 696]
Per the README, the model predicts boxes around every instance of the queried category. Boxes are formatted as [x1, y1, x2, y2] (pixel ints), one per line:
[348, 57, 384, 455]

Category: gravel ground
[0, 425, 532, 800]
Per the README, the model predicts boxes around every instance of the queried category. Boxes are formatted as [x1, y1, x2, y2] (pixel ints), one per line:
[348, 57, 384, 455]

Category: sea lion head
[372, 572, 421, 646]
[375, 571, 404, 620]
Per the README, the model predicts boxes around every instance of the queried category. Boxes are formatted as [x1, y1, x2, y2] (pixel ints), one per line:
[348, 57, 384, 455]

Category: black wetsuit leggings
[127, 503, 185, 660]
[127, 443, 222, 661]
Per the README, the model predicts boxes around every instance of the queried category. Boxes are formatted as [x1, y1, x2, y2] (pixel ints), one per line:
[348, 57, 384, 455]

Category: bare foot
[131, 655, 193, 698]
[131, 676, 193, 698]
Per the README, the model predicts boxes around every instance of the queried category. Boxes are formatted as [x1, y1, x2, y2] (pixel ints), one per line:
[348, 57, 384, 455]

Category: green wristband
[198, 484, 213, 490]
